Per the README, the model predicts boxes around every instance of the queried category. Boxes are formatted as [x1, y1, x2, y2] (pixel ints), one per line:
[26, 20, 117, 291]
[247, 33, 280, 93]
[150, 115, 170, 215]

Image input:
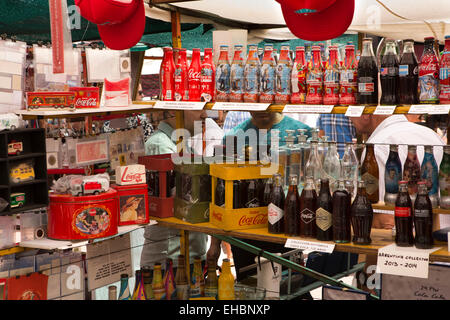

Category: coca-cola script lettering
[238, 214, 267, 226]
[116, 164, 146, 186]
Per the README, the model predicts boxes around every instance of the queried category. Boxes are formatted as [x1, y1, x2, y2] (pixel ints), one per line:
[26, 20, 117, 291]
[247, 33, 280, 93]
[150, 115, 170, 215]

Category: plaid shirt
[316, 114, 356, 158]
[223, 111, 252, 134]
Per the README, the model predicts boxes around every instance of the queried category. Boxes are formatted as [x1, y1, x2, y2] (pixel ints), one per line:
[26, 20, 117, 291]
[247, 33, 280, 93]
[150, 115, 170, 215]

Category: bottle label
[414, 208, 431, 218]
[216, 63, 231, 99]
[361, 172, 379, 196]
[218, 281, 234, 300]
[380, 67, 398, 76]
[399, 65, 409, 76]
[421, 153, 439, 195]
[275, 63, 292, 95]
[395, 206, 411, 217]
[152, 286, 166, 300]
[244, 64, 260, 94]
[358, 82, 375, 93]
[268, 203, 284, 225]
[190, 275, 204, 298]
[260, 64, 276, 96]
[300, 208, 315, 224]
[385, 161, 402, 194]
[200, 64, 214, 102]
[230, 64, 244, 95]
[316, 207, 332, 231]
[176, 284, 189, 300]
[204, 287, 218, 298]
[291, 63, 307, 96]
[339, 69, 357, 105]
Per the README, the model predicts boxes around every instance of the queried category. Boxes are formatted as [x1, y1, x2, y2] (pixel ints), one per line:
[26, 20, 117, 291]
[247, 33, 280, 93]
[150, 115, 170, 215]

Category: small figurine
[10, 193, 26, 208]
[8, 140, 23, 156]
[10, 162, 35, 184]
[70, 177, 109, 196]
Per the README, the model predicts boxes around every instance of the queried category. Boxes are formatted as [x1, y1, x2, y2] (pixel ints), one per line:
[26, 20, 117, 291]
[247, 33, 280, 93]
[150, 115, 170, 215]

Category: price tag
[409, 104, 432, 114]
[345, 105, 365, 117]
[212, 102, 269, 111]
[428, 105, 450, 115]
[376, 244, 440, 279]
[285, 238, 335, 254]
[374, 105, 396, 115]
[153, 101, 206, 110]
[283, 104, 334, 113]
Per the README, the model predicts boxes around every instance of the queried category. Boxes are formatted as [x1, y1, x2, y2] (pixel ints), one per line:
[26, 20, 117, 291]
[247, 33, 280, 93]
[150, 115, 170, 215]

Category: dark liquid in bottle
[398, 52, 419, 104]
[357, 56, 378, 105]
[215, 178, 225, 207]
[316, 181, 333, 241]
[395, 190, 414, 247]
[245, 179, 260, 208]
[380, 51, 399, 105]
[332, 188, 351, 243]
[233, 180, 240, 209]
[300, 188, 317, 238]
[268, 184, 285, 234]
[414, 193, 434, 249]
[285, 186, 301, 236]
[350, 189, 373, 245]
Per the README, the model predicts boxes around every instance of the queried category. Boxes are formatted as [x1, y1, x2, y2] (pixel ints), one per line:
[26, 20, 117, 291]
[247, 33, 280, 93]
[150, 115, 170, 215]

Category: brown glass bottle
[233, 180, 241, 209]
[245, 179, 260, 208]
[316, 178, 333, 241]
[268, 174, 285, 234]
[284, 174, 301, 236]
[350, 180, 373, 245]
[332, 179, 352, 243]
[300, 177, 318, 238]
[361, 143, 379, 203]
[215, 178, 225, 207]
[239, 179, 248, 208]
[394, 181, 414, 247]
[413, 182, 434, 249]
[261, 178, 273, 206]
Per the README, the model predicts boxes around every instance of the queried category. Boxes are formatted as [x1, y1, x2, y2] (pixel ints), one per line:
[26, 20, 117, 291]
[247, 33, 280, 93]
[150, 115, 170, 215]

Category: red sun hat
[75, 0, 146, 50]
[276, 0, 355, 41]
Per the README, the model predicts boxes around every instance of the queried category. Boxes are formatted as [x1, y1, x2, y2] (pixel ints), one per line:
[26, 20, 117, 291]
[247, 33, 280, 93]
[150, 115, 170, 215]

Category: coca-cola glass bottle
[259, 44, 276, 103]
[215, 178, 225, 207]
[284, 174, 301, 237]
[230, 45, 245, 102]
[275, 44, 292, 104]
[322, 141, 341, 193]
[418, 37, 440, 104]
[174, 48, 189, 101]
[439, 35, 450, 104]
[414, 181, 434, 249]
[160, 47, 175, 101]
[261, 177, 273, 206]
[200, 48, 215, 102]
[421, 145, 440, 208]
[188, 48, 202, 101]
[306, 45, 323, 104]
[291, 46, 307, 104]
[357, 38, 378, 105]
[339, 44, 358, 105]
[323, 45, 340, 105]
[440, 145, 450, 209]
[384, 144, 402, 205]
[268, 173, 285, 234]
[300, 177, 317, 238]
[380, 39, 399, 105]
[351, 180, 373, 245]
[398, 39, 419, 105]
[341, 142, 359, 199]
[361, 143, 379, 203]
[243, 45, 261, 103]
[332, 179, 351, 243]
[403, 145, 421, 201]
[216, 45, 231, 102]
[316, 178, 333, 241]
[305, 140, 322, 192]
[395, 181, 414, 247]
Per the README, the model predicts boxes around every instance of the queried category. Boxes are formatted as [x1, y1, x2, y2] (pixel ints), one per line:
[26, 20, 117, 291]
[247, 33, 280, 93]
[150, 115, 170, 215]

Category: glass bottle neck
[274, 176, 282, 187]
[399, 183, 408, 193]
[328, 49, 338, 65]
[361, 40, 375, 57]
[218, 49, 229, 61]
[385, 42, 397, 55]
[192, 50, 201, 63]
[403, 41, 415, 54]
[418, 184, 428, 195]
[295, 49, 306, 64]
[262, 48, 275, 61]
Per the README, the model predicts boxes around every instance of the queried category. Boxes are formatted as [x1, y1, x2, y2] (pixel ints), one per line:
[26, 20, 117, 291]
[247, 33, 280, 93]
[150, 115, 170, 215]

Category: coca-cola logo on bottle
[238, 214, 267, 226]
[188, 69, 201, 80]
[75, 98, 98, 107]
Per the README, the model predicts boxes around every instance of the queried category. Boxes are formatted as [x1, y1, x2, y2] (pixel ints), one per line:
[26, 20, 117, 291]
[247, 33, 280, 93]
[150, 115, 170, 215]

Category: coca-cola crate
[209, 162, 283, 231]
[70, 87, 100, 109]
[138, 154, 174, 218]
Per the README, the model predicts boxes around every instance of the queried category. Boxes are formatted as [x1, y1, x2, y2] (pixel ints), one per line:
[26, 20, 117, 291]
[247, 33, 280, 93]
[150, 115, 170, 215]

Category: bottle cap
[399, 180, 408, 184]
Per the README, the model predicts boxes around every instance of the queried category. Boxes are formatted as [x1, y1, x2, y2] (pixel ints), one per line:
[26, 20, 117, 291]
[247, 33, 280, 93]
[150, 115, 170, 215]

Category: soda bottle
[142, 267, 155, 300]
[230, 45, 245, 102]
[175, 255, 190, 300]
[439, 145, 450, 209]
[439, 35, 450, 103]
[291, 46, 307, 104]
[174, 48, 189, 101]
[398, 39, 419, 105]
[204, 263, 218, 299]
[332, 179, 352, 243]
[306, 45, 324, 104]
[261, 177, 273, 207]
[339, 44, 358, 105]
[152, 263, 166, 300]
[218, 259, 235, 300]
[284, 174, 301, 237]
[160, 47, 175, 101]
[384, 144, 402, 205]
[163, 259, 176, 300]
[322, 141, 341, 193]
[403, 145, 421, 200]
[316, 178, 333, 241]
[268, 173, 285, 234]
[418, 37, 440, 104]
[243, 45, 261, 103]
[394, 181, 414, 247]
[216, 45, 231, 102]
[299, 177, 317, 238]
[200, 48, 215, 102]
[188, 48, 202, 101]
[275, 44, 292, 104]
[357, 38, 378, 105]
[190, 257, 205, 298]
[361, 143, 379, 203]
[233, 180, 241, 209]
[259, 44, 276, 103]
[380, 39, 399, 105]
[323, 45, 340, 105]
[305, 140, 322, 192]
[245, 179, 260, 208]
[414, 181, 434, 249]
[421, 145, 440, 208]
[118, 273, 131, 300]
[215, 178, 225, 207]
[351, 180, 373, 245]
[341, 142, 359, 199]
[131, 270, 147, 300]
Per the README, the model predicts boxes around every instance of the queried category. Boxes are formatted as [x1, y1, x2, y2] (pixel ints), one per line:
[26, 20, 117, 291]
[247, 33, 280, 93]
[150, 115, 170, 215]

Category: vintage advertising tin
[26, 91, 76, 111]
[112, 184, 149, 226]
[70, 87, 100, 108]
[47, 189, 119, 240]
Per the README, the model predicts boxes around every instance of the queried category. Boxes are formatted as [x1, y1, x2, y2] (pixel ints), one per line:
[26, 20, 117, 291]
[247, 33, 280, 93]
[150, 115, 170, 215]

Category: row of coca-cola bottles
[159, 35, 450, 105]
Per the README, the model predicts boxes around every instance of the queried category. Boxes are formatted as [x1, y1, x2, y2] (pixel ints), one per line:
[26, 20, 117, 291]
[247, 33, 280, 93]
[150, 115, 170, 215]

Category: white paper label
[428, 105, 450, 115]
[376, 244, 440, 279]
[154, 101, 206, 110]
[285, 238, 335, 253]
[409, 104, 432, 114]
[345, 105, 365, 117]
[212, 102, 269, 111]
[283, 104, 334, 113]
[374, 105, 396, 115]
[268, 203, 284, 225]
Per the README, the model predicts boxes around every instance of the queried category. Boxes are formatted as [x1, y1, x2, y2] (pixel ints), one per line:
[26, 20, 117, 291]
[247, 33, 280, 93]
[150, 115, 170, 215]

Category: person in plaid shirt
[317, 114, 356, 158]
[222, 111, 252, 134]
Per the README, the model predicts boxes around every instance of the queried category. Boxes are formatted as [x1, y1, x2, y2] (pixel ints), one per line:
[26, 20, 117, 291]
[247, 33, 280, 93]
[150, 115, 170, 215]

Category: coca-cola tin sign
[209, 203, 268, 231]
[71, 87, 100, 108]
[115, 164, 146, 186]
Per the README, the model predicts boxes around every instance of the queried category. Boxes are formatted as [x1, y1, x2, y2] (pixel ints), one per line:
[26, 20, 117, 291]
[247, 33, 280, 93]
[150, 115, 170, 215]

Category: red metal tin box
[112, 183, 149, 226]
[47, 189, 119, 240]
[70, 87, 100, 109]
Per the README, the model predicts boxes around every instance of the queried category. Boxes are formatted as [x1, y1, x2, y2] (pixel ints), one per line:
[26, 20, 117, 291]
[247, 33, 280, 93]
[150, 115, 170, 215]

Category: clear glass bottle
[341, 142, 359, 199]
[268, 173, 286, 234]
[305, 140, 322, 192]
[300, 177, 318, 238]
[296, 128, 311, 191]
[322, 141, 341, 193]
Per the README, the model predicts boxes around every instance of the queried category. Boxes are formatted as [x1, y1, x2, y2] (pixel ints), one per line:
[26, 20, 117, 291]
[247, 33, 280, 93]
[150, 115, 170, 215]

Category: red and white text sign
[116, 164, 146, 186]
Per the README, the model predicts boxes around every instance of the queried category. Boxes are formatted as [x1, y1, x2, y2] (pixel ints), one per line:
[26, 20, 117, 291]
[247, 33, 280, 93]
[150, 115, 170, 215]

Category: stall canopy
[146, 0, 450, 43]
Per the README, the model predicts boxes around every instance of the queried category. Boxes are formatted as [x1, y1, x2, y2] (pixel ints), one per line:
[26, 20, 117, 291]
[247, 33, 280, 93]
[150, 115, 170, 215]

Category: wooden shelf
[152, 216, 450, 263]
[373, 203, 450, 215]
